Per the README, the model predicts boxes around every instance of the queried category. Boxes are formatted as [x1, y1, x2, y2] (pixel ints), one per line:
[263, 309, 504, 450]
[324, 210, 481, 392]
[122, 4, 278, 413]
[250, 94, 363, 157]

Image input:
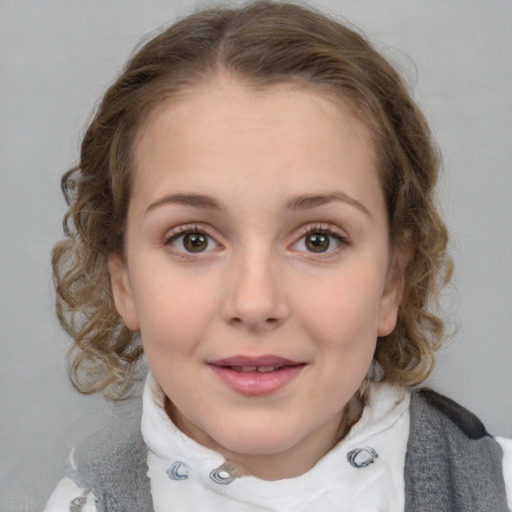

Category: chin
[212, 423, 305, 456]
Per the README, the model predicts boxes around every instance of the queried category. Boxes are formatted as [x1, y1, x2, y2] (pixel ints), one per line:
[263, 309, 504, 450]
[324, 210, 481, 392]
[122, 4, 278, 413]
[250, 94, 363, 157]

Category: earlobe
[108, 254, 140, 331]
[377, 252, 406, 337]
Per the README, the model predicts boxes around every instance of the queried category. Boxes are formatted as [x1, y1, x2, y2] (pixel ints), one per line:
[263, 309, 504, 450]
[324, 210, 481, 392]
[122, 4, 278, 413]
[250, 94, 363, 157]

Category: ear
[377, 250, 406, 337]
[108, 254, 140, 331]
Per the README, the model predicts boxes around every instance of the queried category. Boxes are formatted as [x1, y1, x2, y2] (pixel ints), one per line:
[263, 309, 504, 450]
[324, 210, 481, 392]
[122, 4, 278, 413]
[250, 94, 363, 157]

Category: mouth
[229, 365, 289, 373]
[208, 356, 306, 395]
[210, 355, 304, 373]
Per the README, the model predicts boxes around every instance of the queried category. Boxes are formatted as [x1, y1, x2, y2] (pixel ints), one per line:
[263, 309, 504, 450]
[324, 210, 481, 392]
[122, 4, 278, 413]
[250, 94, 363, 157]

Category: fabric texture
[404, 388, 510, 512]
[142, 376, 410, 511]
[71, 420, 153, 512]
[44, 379, 512, 512]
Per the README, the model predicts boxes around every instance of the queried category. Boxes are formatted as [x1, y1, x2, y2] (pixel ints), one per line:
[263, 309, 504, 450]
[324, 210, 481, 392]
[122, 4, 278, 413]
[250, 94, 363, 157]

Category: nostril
[228, 315, 281, 330]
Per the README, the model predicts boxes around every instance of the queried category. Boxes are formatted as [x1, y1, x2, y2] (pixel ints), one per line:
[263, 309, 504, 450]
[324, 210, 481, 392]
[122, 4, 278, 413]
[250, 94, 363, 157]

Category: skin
[109, 74, 402, 480]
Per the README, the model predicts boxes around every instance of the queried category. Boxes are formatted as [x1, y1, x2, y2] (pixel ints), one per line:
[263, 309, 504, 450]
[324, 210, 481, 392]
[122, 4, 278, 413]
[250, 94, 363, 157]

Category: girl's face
[110, 75, 402, 479]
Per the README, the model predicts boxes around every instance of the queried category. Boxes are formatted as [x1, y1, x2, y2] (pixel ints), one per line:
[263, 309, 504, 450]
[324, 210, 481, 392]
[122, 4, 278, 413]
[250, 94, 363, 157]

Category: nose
[222, 248, 289, 331]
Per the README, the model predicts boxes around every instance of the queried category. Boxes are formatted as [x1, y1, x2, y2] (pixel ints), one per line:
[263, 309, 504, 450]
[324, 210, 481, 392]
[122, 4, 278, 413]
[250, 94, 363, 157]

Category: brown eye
[183, 232, 209, 252]
[292, 229, 345, 255]
[169, 231, 215, 253]
[305, 233, 331, 252]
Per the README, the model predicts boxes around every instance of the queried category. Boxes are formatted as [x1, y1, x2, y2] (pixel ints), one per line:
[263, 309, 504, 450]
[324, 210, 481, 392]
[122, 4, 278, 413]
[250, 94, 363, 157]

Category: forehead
[136, 74, 370, 149]
[130, 75, 383, 217]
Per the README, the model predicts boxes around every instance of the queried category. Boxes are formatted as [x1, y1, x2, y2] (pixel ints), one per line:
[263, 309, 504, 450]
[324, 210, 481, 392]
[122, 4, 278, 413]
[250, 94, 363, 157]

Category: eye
[293, 228, 345, 254]
[167, 230, 217, 253]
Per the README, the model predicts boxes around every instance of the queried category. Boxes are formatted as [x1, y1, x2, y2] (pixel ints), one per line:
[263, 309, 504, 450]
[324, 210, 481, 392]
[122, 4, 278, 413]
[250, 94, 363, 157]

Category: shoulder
[72, 417, 145, 474]
[44, 476, 98, 512]
[44, 445, 100, 512]
[497, 436, 512, 510]
[44, 418, 148, 512]
[410, 387, 489, 439]
[76, 418, 153, 511]
[405, 387, 511, 511]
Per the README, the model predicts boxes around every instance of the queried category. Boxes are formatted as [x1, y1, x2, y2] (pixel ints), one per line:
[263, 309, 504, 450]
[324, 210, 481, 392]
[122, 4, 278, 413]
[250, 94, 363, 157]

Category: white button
[210, 464, 236, 484]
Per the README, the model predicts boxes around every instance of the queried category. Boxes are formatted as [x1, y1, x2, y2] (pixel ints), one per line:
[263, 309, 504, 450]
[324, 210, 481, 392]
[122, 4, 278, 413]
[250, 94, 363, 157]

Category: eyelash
[292, 224, 349, 257]
[163, 224, 221, 258]
[162, 223, 348, 259]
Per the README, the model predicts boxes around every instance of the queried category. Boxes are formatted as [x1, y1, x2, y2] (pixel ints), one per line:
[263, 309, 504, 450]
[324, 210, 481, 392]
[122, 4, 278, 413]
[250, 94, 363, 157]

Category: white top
[44, 373, 512, 511]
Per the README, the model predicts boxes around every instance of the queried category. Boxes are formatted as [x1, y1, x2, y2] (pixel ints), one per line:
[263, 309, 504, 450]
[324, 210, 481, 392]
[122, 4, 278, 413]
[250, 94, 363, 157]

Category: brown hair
[52, 0, 451, 400]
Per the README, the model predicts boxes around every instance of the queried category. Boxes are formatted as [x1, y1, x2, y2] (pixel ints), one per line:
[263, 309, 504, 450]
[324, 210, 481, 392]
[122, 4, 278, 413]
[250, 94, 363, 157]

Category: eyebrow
[286, 192, 371, 217]
[145, 193, 223, 214]
[145, 191, 370, 217]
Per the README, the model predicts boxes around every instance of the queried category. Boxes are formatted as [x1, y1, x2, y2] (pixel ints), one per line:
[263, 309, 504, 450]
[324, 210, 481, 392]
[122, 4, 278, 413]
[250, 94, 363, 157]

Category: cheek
[133, 271, 220, 355]
[298, 268, 384, 354]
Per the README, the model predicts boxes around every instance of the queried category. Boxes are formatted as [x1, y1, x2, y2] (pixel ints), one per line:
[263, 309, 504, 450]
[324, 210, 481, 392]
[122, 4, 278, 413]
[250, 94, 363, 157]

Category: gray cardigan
[71, 389, 510, 512]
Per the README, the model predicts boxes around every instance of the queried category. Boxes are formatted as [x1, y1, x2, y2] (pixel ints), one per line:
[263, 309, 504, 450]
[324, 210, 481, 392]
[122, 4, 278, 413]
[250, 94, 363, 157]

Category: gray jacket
[71, 388, 510, 512]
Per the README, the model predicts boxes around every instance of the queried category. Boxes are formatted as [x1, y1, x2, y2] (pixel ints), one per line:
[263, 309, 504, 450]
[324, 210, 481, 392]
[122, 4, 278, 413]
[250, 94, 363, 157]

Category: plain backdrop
[1, 0, 511, 509]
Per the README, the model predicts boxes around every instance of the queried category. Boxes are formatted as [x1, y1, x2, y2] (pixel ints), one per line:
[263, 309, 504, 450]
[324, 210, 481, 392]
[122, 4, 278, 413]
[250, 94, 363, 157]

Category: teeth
[257, 366, 278, 373]
[230, 366, 281, 373]
[232, 366, 257, 372]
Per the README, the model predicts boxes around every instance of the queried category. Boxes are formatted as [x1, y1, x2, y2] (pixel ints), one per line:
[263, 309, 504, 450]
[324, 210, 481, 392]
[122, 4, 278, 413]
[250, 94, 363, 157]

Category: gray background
[1, 0, 511, 509]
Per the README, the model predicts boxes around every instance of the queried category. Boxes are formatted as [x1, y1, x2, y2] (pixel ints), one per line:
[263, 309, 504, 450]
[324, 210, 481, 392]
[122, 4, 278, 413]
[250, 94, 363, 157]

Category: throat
[162, 386, 367, 481]
[332, 387, 366, 446]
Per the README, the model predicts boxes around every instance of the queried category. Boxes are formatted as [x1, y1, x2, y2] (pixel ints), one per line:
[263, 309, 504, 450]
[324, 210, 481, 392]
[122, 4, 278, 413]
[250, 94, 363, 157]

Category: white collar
[142, 372, 410, 511]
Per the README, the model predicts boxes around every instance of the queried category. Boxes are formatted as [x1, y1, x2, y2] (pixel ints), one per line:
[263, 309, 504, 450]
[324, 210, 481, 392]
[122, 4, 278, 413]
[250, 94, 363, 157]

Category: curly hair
[52, 0, 452, 400]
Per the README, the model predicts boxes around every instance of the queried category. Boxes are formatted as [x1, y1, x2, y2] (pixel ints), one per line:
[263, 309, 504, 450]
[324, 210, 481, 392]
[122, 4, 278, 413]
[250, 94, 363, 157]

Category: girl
[45, 1, 511, 510]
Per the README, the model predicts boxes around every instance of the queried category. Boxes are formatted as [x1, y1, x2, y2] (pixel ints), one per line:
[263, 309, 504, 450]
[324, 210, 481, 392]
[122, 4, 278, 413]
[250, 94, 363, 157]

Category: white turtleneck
[141, 372, 410, 511]
[44, 372, 512, 511]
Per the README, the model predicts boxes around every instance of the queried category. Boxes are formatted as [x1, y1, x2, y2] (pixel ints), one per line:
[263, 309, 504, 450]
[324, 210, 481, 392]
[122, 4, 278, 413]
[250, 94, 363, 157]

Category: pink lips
[208, 355, 305, 396]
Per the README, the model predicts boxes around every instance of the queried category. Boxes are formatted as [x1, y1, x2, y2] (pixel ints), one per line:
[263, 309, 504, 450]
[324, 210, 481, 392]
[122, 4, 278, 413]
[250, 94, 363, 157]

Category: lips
[208, 355, 305, 395]
[211, 355, 300, 367]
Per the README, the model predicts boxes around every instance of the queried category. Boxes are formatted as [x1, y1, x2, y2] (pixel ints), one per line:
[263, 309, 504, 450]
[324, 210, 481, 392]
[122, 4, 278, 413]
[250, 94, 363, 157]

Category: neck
[164, 390, 366, 481]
